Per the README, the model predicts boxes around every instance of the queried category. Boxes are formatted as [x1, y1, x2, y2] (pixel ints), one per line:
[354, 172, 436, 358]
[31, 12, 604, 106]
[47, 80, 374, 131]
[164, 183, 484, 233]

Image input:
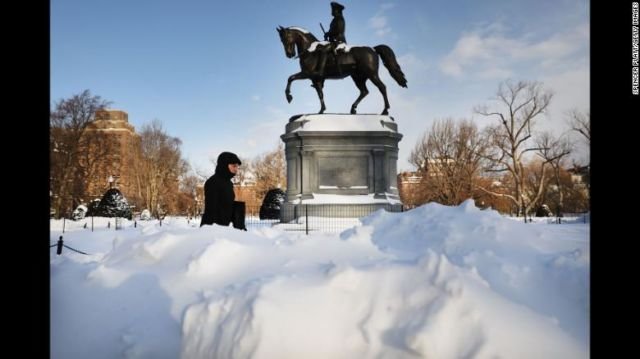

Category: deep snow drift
[50, 200, 589, 358]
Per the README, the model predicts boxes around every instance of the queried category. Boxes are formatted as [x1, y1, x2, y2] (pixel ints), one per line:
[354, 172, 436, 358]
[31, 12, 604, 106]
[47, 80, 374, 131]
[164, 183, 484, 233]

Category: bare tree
[75, 131, 118, 200]
[50, 90, 111, 218]
[409, 118, 487, 205]
[134, 120, 189, 218]
[180, 174, 201, 197]
[521, 159, 552, 213]
[561, 170, 590, 213]
[251, 143, 287, 203]
[173, 174, 201, 217]
[475, 80, 553, 217]
[566, 109, 590, 187]
[179, 174, 201, 217]
[535, 132, 573, 216]
[567, 109, 590, 145]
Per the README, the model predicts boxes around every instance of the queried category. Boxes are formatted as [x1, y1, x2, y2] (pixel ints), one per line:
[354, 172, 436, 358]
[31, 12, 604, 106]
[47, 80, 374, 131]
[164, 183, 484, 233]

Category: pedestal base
[280, 202, 403, 222]
[279, 113, 403, 221]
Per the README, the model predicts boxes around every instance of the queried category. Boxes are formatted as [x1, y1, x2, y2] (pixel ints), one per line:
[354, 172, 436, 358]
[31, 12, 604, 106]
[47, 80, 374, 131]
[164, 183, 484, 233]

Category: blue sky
[51, 0, 589, 173]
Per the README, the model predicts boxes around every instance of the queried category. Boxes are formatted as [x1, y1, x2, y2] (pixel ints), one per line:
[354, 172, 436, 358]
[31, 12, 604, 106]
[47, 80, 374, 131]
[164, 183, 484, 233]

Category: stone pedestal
[280, 114, 403, 221]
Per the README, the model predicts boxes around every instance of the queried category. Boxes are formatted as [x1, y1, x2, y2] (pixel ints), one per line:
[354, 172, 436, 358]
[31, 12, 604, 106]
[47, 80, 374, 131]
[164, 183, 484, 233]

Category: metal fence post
[305, 204, 309, 235]
[56, 236, 64, 255]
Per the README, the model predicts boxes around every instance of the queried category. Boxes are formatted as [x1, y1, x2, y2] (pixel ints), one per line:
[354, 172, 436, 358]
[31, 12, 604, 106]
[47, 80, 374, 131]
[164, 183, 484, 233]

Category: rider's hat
[330, 2, 345, 12]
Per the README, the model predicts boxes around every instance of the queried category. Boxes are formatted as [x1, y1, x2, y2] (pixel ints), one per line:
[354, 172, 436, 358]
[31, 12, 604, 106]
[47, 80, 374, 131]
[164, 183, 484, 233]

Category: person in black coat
[200, 152, 242, 227]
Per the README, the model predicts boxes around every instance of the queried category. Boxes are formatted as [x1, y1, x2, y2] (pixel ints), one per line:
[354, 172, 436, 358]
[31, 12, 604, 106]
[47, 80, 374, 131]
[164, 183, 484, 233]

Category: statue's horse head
[277, 26, 297, 58]
[277, 26, 317, 59]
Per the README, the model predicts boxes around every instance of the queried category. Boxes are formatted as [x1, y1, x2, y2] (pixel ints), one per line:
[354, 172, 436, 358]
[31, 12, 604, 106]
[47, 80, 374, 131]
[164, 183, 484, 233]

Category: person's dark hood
[215, 152, 242, 179]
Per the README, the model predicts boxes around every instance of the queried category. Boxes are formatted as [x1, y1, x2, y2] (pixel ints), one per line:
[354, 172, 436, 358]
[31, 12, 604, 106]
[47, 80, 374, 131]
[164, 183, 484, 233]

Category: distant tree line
[50, 90, 287, 219]
[404, 79, 590, 217]
[51, 81, 589, 220]
[50, 90, 113, 218]
[50, 91, 191, 218]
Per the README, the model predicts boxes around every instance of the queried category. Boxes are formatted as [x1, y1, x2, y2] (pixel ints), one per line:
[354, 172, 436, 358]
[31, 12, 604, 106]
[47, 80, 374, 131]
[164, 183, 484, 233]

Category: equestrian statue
[277, 2, 407, 115]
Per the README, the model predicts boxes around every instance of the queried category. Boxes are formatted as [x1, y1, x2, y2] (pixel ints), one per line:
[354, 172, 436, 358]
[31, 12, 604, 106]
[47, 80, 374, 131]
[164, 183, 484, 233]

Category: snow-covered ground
[50, 200, 589, 358]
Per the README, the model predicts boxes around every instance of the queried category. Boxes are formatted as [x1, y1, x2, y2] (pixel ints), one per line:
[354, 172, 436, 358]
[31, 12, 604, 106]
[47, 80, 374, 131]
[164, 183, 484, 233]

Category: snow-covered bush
[71, 204, 88, 221]
[140, 209, 152, 220]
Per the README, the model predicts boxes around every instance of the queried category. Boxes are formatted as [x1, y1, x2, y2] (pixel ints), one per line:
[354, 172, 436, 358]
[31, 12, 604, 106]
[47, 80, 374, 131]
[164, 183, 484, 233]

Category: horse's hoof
[381, 110, 389, 115]
[286, 94, 293, 103]
[350, 108, 357, 115]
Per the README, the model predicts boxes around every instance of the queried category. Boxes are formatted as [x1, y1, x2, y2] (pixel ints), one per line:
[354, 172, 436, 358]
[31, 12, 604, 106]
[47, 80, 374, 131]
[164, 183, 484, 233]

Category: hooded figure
[200, 152, 242, 227]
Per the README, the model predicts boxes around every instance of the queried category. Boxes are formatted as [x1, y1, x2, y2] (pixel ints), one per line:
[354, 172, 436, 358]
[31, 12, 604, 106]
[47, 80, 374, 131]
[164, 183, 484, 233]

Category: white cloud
[251, 95, 261, 101]
[246, 138, 257, 148]
[440, 22, 589, 79]
[440, 61, 462, 77]
[536, 65, 590, 165]
[241, 106, 289, 156]
[477, 67, 513, 80]
[376, 28, 391, 37]
[369, 15, 391, 37]
[380, 3, 395, 11]
[368, 3, 395, 38]
[369, 15, 387, 29]
[396, 53, 429, 83]
[541, 65, 590, 128]
[440, 33, 517, 78]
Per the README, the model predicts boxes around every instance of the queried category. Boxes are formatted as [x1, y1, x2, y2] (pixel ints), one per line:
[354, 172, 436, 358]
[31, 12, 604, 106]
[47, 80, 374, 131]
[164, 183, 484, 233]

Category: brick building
[397, 171, 424, 207]
[80, 109, 140, 203]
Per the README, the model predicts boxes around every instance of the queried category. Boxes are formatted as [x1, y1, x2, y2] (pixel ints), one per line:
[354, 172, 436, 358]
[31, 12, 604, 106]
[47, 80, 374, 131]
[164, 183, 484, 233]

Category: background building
[80, 109, 140, 204]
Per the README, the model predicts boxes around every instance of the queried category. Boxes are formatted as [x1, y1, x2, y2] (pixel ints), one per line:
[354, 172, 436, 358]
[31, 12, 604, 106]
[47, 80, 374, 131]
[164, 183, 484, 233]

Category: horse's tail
[374, 45, 407, 88]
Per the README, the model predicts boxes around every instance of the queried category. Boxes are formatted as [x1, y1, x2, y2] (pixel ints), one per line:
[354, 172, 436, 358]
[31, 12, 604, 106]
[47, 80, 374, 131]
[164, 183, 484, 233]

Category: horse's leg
[286, 72, 307, 103]
[350, 76, 369, 114]
[369, 74, 390, 115]
[311, 79, 326, 114]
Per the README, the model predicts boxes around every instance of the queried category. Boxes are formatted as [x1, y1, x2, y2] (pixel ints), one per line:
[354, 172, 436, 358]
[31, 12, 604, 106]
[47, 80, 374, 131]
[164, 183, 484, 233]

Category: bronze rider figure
[315, 2, 346, 76]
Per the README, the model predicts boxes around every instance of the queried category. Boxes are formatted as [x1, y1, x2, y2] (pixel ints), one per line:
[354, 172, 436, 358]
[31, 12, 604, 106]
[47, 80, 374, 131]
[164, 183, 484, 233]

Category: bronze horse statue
[277, 26, 407, 115]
